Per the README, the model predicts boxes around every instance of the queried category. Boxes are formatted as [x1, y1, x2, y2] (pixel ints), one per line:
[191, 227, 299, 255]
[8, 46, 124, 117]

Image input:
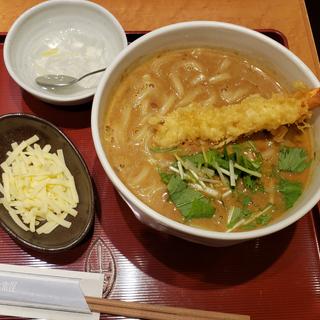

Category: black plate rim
[0, 112, 95, 252]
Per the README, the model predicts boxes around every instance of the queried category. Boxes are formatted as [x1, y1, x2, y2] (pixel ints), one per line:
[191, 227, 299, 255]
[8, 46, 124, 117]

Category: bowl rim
[0, 112, 95, 252]
[3, 0, 127, 104]
[92, 20, 320, 241]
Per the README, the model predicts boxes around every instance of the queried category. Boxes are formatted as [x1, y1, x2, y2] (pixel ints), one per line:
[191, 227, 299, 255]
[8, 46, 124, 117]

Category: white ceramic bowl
[4, 0, 127, 105]
[92, 21, 320, 246]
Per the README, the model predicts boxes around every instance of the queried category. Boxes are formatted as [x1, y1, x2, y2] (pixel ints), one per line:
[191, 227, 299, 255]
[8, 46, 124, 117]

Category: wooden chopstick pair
[85, 296, 250, 320]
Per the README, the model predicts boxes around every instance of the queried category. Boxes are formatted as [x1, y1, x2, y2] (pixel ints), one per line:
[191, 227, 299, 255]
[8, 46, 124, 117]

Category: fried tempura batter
[152, 88, 320, 148]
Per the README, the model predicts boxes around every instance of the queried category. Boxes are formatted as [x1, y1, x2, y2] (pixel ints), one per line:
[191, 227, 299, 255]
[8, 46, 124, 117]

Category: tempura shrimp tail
[305, 88, 320, 109]
[152, 88, 320, 148]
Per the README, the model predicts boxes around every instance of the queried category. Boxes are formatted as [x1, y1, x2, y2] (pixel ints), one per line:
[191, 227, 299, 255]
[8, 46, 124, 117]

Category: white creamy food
[31, 27, 112, 89]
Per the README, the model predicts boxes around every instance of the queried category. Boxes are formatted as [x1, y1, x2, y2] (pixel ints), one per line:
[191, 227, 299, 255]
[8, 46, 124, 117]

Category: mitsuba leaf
[240, 214, 271, 229]
[166, 175, 215, 220]
[206, 150, 229, 169]
[241, 224, 256, 230]
[159, 171, 173, 185]
[182, 153, 205, 167]
[227, 207, 252, 228]
[242, 196, 252, 207]
[232, 143, 262, 171]
[278, 146, 310, 173]
[255, 213, 272, 225]
[167, 175, 186, 195]
[186, 197, 215, 220]
[278, 178, 302, 209]
[243, 175, 264, 192]
[181, 149, 229, 169]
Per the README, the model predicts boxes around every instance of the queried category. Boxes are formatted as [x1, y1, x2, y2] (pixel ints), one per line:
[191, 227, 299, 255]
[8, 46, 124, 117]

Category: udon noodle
[103, 48, 313, 232]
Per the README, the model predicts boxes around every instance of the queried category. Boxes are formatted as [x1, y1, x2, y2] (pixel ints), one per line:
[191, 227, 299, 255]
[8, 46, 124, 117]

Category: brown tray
[0, 30, 320, 320]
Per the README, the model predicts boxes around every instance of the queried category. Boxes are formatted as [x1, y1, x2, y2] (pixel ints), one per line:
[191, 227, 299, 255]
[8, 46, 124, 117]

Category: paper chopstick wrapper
[0, 264, 104, 320]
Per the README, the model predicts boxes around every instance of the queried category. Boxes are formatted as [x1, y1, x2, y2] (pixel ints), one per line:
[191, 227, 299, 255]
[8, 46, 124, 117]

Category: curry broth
[103, 48, 312, 232]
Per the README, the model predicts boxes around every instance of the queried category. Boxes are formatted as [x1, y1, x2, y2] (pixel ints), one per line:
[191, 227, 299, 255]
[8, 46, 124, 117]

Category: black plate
[0, 113, 94, 252]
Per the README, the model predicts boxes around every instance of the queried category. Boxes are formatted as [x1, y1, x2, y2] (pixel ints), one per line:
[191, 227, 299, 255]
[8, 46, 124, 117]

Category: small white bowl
[92, 21, 320, 246]
[4, 0, 127, 105]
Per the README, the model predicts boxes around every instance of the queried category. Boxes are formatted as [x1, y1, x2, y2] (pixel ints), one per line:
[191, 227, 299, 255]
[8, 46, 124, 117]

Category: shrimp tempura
[152, 88, 320, 148]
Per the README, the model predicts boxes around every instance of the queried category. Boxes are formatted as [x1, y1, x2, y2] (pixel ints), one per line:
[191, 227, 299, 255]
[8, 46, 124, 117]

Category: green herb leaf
[242, 196, 252, 206]
[206, 149, 229, 169]
[227, 207, 252, 228]
[278, 146, 310, 173]
[232, 143, 262, 171]
[278, 178, 302, 209]
[167, 175, 186, 195]
[243, 175, 264, 192]
[159, 172, 173, 184]
[166, 175, 215, 220]
[240, 205, 273, 229]
[255, 213, 272, 225]
[187, 197, 215, 220]
[181, 149, 229, 170]
[241, 223, 256, 230]
[223, 145, 230, 161]
[182, 153, 205, 168]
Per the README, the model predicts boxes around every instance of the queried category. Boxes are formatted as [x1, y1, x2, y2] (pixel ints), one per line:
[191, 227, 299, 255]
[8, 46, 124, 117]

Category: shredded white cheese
[0, 135, 79, 234]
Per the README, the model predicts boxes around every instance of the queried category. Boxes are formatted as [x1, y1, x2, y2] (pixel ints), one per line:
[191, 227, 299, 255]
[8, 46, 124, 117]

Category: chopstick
[85, 296, 250, 320]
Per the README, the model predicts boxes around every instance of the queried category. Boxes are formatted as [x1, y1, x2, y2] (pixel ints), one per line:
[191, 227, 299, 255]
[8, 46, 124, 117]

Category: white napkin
[0, 264, 104, 320]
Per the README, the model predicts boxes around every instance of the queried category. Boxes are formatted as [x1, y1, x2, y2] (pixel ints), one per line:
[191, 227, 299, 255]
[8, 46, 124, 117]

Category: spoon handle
[77, 68, 106, 81]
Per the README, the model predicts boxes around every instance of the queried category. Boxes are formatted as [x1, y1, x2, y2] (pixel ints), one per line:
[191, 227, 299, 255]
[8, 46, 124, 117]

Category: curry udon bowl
[92, 21, 320, 246]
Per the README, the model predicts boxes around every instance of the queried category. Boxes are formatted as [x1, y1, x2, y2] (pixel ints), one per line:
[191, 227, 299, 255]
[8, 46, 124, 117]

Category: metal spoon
[35, 68, 106, 88]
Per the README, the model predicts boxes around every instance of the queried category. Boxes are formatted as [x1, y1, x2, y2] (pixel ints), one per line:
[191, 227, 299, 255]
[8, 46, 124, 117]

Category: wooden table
[1, 0, 319, 78]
